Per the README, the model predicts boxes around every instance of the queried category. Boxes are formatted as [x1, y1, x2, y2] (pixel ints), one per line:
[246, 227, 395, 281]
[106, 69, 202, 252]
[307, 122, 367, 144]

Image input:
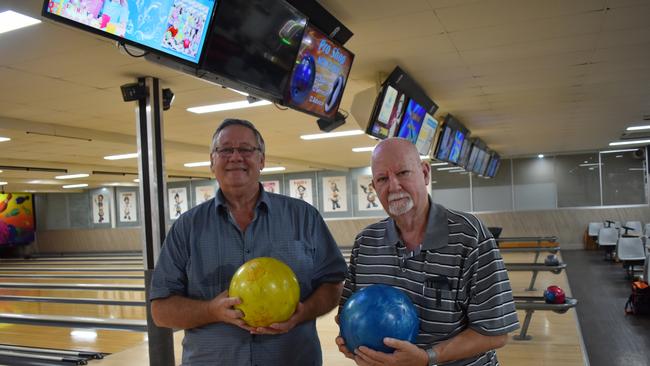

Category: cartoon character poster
[323, 176, 347, 212]
[357, 175, 383, 211]
[168, 187, 188, 219]
[0, 193, 35, 246]
[194, 185, 215, 205]
[92, 193, 110, 224]
[262, 180, 280, 194]
[289, 179, 313, 205]
[118, 191, 137, 222]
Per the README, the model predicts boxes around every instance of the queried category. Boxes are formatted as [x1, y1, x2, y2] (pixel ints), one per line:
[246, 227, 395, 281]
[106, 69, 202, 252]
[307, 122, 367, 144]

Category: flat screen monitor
[478, 150, 492, 176]
[486, 154, 501, 178]
[201, 0, 307, 101]
[457, 138, 472, 168]
[43, 0, 217, 66]
[448, 130, 466, 164]
[365, 66, 438, 140]
[284, 24, 354, 120]
[396, 99, 426, 144]
[466, 142, 480, 171]
[414, 113, 439, 156]
[472, 148, 486, 174]
[434, 114, 468, 164]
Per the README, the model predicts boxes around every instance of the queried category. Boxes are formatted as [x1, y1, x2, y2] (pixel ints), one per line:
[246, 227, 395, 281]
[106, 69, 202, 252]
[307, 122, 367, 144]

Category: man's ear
[422, 161, 431, 185]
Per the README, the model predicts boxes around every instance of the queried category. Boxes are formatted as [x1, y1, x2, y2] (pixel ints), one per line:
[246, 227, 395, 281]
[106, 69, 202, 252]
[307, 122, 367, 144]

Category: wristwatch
[426, 348, 438, 366]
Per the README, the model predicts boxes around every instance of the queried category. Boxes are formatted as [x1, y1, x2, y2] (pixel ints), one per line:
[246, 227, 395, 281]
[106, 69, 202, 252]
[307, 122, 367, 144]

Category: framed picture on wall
[118, 191, 137, 222]
[357, 175, 383, 211]
[194, 185, 216, 205]
[323, 176, 348, 212]
[289, 178, 313, 205]
[168, 187, 188, 220]
[262, 180, 280, 194]
[92, 193, 110, 224]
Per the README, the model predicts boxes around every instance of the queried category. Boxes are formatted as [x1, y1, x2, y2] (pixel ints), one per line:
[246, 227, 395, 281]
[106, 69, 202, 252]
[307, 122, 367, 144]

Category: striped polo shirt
[340, 200, 520, 366]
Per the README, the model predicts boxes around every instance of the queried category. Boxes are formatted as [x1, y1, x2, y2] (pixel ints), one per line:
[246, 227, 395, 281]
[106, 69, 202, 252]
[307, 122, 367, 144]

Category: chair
[588, 222, 604, 237]
[644, 254, 649, 282]
[616, 237, 647, 280]
[598, 227, 619, 260]
[644, 223, 650, 237]
[623, 221, 643, 236]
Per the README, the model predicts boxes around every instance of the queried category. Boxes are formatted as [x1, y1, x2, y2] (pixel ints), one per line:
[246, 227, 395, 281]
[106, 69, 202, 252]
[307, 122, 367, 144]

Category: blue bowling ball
[289, 55, 316, 104]
[339, 284, 419, 353]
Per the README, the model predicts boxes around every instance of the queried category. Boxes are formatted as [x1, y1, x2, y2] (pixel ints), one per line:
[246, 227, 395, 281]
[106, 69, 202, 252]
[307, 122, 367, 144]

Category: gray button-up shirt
[150, 186, 347, 366]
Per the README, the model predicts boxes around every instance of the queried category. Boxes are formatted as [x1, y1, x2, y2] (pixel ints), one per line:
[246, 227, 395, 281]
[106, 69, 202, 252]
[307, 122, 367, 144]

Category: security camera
[120, 82, 148, 102]
[162, 88, 175, 111]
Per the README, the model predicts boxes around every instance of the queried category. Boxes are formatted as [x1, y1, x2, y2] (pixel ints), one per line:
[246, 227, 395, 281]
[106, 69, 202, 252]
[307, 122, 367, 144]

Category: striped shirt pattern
[340, 204, 520, 366]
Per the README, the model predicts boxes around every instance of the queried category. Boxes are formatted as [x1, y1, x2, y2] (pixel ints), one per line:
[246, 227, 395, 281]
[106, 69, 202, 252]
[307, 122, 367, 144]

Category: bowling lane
[0, 323, 147, 354]
[0, 278, 144, 285]
[0, 288, 146, 301]
[0, 300, 145, 319]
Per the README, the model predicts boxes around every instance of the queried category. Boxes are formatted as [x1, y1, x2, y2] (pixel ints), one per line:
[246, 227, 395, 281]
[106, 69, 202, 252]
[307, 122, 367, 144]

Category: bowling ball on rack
[544, 254, 559, 266]
[339, 284, 419, 353]
[228, 257, 300, 327]
[544, 285, 566, 304]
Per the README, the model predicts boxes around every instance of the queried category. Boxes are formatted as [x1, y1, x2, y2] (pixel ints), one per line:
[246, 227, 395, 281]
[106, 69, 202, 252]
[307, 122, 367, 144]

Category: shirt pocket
[419, 287, 466, 335]
[271, 240, 315, 299]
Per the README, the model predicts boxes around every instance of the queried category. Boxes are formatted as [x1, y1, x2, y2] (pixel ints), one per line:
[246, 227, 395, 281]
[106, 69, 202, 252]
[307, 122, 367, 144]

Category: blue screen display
[448, 130, 465, 163]
[45, 0, 217, 64]
[397, 99, 426, 144]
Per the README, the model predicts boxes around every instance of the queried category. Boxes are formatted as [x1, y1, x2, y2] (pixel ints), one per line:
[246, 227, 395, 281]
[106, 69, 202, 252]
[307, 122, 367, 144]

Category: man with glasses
[336, 138, 519, 366]
[150, 119, 347, 365]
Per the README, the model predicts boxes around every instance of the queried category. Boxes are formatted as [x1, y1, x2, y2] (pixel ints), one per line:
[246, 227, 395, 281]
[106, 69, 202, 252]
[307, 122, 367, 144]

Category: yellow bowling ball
[229, 257, 300, 327]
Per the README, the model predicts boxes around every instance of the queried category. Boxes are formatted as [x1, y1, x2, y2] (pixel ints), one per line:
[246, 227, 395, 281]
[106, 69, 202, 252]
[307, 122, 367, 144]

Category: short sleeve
[466, 221, 520, 335]
[149, 219, 190, 301]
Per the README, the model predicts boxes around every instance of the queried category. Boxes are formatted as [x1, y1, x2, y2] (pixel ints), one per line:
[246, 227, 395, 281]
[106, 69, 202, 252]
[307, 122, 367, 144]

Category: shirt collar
[215, 183, 270, 213]
[385, 195, 449, 250]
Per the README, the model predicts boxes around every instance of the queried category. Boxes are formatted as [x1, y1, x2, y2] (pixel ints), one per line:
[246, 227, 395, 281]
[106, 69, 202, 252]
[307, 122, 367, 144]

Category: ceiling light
[27, 180, 59, 185]
[0, 137, 10, 142]
[609, 139, 650, 146]
[187, 99, 271, 114]
[600, 148, 637, 154]
[538, 154, 544, 159]
[62, 183, 88, 189]
[55, 173, 89, 180]
[104, 153, 138, 160]
[184, 161, 211, 168]
[262, 167, 286, 173]
[300, 130, 364, 140]
[579, 163, 600, 167]
[0, 182, 7, 186]
[352, 146, 375, 152]
[629, 168, 645, 171]
[133, 179, 140, 183]
[0, 170, 2, 173]
[437, 166, 460, 171]
[0, 11, 41, 35]
[431, 162, 448, 166]
[420, 155, 430, 160]
[626, 125, 650, 131]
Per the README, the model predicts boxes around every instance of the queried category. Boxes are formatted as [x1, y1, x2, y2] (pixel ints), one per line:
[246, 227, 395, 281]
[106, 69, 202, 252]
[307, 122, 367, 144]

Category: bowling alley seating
[512, 296, 578, 341]
[623, 221, 643, 237]
[597, 226, 619, 260]
[588, 222, 604, 238]
[616, 237, 647, 280]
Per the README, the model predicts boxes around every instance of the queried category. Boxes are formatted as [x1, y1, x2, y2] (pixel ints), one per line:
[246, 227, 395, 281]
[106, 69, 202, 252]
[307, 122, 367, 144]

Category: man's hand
[352, 338, 429, 366]
[335, 336, 356, 360]
[207, 290, 252, 331]
[249, 303, 305, 335]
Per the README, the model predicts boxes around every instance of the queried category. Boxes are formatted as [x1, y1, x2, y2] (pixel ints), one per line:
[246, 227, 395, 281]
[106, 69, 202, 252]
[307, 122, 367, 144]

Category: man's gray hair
[210, 119, 266, 155]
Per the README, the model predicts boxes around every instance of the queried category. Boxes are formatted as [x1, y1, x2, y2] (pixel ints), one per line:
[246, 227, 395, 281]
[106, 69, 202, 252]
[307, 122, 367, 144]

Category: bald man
[337, 138, 519, 366]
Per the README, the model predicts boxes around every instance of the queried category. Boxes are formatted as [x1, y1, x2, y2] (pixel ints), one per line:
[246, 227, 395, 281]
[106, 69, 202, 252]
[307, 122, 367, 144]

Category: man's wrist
[426, 347, 438, 366]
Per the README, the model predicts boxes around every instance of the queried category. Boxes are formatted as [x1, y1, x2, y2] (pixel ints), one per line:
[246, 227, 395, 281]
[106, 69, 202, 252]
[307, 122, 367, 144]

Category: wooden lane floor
[0, 300, 145, 319]
[0, 288, 145, 301]
[0, 323, 147, 354]
[95, 250, 587, 366]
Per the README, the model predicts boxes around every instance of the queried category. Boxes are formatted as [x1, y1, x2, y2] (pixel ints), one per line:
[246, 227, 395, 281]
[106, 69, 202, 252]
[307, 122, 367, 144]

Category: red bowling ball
[544, 285, 566, 304]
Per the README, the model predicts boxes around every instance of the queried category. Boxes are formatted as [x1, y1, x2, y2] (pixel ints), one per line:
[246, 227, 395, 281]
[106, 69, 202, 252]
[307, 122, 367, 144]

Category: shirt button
[245, 249, 251, 254]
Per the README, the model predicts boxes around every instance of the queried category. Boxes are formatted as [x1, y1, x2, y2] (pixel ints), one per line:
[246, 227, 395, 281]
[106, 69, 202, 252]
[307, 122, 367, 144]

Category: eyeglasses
[213, 146, 261, 158]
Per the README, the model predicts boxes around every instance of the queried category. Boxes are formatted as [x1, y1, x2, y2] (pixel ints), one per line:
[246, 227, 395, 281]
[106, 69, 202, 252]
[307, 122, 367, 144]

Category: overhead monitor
[396, 99, 426, 144]
[42, 0, 218, 66]
[414, 113, 439, 156]
[201, 0, 307, 102]
[284, 23, 354, 120]
[486, 153, 501, 178]
[457, 138, 472, 168]
[365, 66, 438, 140]
[434, 114, 469, 164]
